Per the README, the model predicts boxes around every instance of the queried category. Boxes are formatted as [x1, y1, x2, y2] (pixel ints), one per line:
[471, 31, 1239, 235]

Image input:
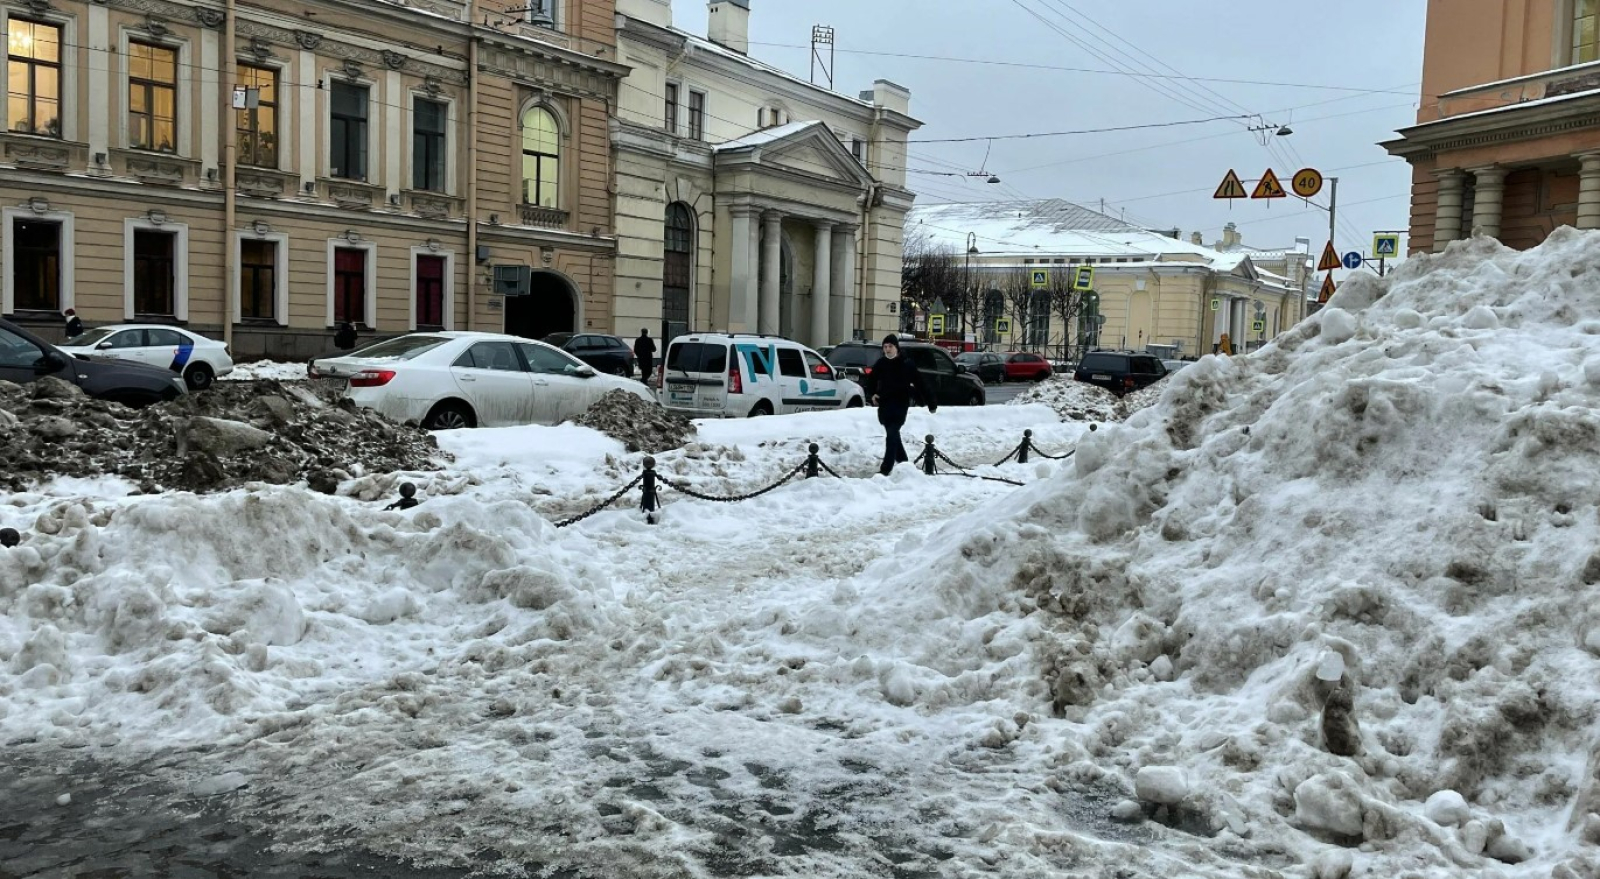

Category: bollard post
[0, 527, 18, 549]
[641, 456, 659, 524]
[805, 442, 821, 479]
[1018, 429, 1033, 465]
[386, 482, 419, 511]
[923, 435, 937, 476]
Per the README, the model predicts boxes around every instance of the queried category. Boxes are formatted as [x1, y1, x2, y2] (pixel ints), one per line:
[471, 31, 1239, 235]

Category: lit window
[128, 41, 177, 152]
[7, 19, 62, 138]
[520, 107, 560, 208]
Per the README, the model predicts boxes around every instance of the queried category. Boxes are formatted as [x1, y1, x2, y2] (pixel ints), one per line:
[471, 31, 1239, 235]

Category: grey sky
[670, 0, 1426, 269]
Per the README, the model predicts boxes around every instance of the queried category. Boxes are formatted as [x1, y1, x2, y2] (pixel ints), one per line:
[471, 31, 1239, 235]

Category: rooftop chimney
[1190, 231, 1203, 245]
[860, 79, 912, 115]
[1222, 221, 1241, 248]
[708, 0, 749, 55]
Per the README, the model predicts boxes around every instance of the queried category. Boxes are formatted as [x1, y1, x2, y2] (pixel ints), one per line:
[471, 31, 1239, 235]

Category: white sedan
[310, 331, 657, 430]
[59, 324, 234, 391]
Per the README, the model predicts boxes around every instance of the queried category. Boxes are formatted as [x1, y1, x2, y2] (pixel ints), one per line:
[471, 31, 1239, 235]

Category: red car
[1003, 352, 1053, 382]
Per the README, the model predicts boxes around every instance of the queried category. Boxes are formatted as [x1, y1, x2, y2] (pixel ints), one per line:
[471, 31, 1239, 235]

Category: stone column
[830, 224, 857, 343]
[760, 210, 783, 335]
[1469, 165, 1508, 240]
[1432, 168, 1466, 253]
[811, 221, 834, 348]
[1577, 153, 1600, 231]
[728, 206, 758, 331]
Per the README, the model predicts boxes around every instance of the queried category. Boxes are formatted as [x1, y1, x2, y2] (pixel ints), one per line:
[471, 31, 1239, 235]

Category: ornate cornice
[477, 44, 618, 100]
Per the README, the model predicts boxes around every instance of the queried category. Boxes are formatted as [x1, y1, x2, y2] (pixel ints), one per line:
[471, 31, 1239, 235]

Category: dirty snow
[223, 360, 312, 382]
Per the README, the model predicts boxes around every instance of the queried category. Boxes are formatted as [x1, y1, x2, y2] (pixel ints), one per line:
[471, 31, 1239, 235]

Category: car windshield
[955, 353, 982, 364]
[826, 346, 877, 367]
[666, 342, 728, 374]
[1079, 353, 1126, 371]
[72, 328, 118, 347]
[545, 333, 575, 347]
[346, 335, 451, 361]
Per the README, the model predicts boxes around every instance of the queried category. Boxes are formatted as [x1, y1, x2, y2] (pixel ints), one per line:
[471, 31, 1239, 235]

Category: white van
[656, 333, 867, 418]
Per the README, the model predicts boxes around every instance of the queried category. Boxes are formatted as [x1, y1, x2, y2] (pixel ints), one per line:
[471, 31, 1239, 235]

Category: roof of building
[712, 121, 822, 152]
[683, 31, 877, 112]
[910, 200, 1232, 262]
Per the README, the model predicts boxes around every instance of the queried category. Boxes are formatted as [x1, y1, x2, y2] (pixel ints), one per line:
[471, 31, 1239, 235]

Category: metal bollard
[923, 434, 937, 476]
[805, 442, 820, 479]
[1018, 429, 1033, 465]
[641, 456, 659, 524]
[0, 527, 18, 549]
[385, 482, 419, 511]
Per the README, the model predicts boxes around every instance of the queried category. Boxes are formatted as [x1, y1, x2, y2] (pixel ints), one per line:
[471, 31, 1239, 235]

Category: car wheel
[1036, 371, 1050, 382]
[749, 401, 773, 418]
[846, 397, 864, 408]
[183, 362, 215, 392]
[424, 401, 476, 430]
[969, 392, 984, 407]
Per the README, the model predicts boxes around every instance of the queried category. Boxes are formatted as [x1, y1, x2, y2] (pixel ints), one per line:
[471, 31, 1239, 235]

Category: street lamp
[966, 233, 979, 339]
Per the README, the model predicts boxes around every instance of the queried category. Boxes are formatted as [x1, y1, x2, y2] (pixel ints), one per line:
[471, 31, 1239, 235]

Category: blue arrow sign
[1342, 251, 1363, 270]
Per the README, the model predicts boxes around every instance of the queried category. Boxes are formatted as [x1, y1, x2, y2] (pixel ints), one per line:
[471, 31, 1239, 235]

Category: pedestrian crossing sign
[996, 318, 1012, 335]
[1073, 266, 1095, 291]
[1031, 270, 1049, 288]
[1373, 233, 1400, 257]
[930, 313, 946, 335]
[1252, 319, 1266, 333]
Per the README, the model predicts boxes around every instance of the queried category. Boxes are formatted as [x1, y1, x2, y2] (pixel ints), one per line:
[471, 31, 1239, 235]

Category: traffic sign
[1342, 251, 1363, 270]
[1030, 270, 1049, 288]
[1373, 233, 1400, 257]
[1214, 169, 1248, 200]
[1210, 297, 1220, 312]
[1317, 241, 1341, 272]
[1073, 266, 1095, 291]
[1317, 273, 1336, 304]
[1252, 319, 1266, 333]
[996, 318, 1012, 335]
[1252, 168, 1287, 199]
[1292, 168, 1324, 198]
[929, 314, 945, 335]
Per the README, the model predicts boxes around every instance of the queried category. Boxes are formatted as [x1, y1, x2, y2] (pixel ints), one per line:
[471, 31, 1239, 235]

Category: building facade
[0, 0, 623, 358]
[612, 0, 921, 349]
[1382, 0, 1600, 253]
[907, 201, 1304, 359]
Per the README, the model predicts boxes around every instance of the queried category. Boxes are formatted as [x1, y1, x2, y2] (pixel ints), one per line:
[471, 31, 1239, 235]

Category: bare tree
[1048, 273, 1090, 362]
[902, 232, 970, 338]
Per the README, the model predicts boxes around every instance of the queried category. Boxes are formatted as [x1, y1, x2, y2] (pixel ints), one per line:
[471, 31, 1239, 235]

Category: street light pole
[965, 232, 978, 340]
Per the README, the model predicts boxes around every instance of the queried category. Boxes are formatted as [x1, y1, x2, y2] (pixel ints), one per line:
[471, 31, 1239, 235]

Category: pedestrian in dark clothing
[335, 321, 358, 351]
[866, 334, 934, 476]
[63, 309, 83, 340]
[634, 329, 656, 381]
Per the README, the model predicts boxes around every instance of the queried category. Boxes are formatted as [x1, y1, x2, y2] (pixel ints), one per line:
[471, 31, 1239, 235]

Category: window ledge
[0, 133, 86, 172]
[111, 149, 201, 186]
[315, 177, 384, 209]
[235, 167, 293, 198]
[403, 189, 464, 219]
[518, 204, 570, 229]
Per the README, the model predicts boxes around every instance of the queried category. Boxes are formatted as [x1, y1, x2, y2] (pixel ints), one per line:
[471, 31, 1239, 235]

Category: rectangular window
[412, 97, 447, 192]
[236, 64, 278, 168]
[7, 19, 62, 138]
[132, 229, 176, 315]
[688, 90, 705, 141]
[330, 80, 368, 181]
[128, 41, 177, 152]
[416, 254, 445, 328]
[241, 238, 277, 320]
[12, 218, 60, 311]
[333, 247, 366, 324]
[851, 139, 865, 162]
[527, 0, 558, 28]
[664, 82, 679, 134]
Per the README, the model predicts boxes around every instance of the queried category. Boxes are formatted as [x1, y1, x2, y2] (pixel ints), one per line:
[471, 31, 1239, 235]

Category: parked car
[58, 324, 234, 391]
[1162, 359, 1191, 374]
[1002, 351, 1053, 383]
[543, 332, 637, 377]
[1073, 350, 1169, 396]
[309, 331, 654, 429]
[0, 317, 187, 405]
[826, 340, 986, 407]
[955, 351, 1006, 384]
[657, 333, 865, 418]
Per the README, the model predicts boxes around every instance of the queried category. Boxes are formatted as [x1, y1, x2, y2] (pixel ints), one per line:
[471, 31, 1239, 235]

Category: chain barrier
[665, 462, 808, 503]
[931, 446, 1028, 487]
[555, 473, 646, 528]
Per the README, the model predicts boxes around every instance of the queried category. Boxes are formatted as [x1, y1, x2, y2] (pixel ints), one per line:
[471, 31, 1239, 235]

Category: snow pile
[223, 360, 312, 382]
[0, 378, 440, 492]
[570, 387, 695, 453]
[1011, 376, 1129, 422]
[889, 229, 1600, 876]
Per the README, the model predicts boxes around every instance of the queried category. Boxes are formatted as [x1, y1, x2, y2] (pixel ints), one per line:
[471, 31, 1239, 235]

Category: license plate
[1091, 374, 1111, 380]
[668, 382, 693, 394]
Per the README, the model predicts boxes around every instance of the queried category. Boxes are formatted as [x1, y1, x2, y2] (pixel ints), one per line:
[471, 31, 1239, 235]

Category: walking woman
[866, 335, 935, 476]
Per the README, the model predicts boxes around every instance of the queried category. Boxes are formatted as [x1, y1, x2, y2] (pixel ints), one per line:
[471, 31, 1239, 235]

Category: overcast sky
[670, 0, 1427, 269]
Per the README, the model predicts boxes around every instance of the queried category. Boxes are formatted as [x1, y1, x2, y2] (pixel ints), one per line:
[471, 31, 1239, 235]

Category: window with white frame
[688, 90, 705, 141]
[415, 252, 446, 329]
[236, 63, 278, 168]
[330, 80, 368, 181]
[132, 228, 176, 315]
[333, 246, 367, 325]
[128, 40, 178, 152]
[8, 19, 62, 138]
[520, 106, 560, 208]
[240, 238, 278, 321]
[413, 97, 447, 192]
[11, 216, 61, 311]
[664, 82, 679, 135]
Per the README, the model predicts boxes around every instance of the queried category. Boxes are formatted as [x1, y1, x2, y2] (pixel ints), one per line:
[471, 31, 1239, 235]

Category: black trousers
[878, 404, 909, 473]
[638, 356, 654, 379]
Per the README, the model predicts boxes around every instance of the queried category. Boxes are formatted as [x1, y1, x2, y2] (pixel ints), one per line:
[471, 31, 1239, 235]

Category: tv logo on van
[734, 343, 778, 380]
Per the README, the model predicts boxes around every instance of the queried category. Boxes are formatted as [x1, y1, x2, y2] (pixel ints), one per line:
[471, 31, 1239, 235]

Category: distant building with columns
[612, 0, 921, 349]
[1382, 0, 1600, 252]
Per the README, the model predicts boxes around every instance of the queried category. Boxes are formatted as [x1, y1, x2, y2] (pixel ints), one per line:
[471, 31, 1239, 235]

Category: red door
[416, 255, 445, 328]
[334, 248, 366, 325]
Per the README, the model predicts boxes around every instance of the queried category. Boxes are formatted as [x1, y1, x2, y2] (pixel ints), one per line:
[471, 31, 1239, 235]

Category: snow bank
[223, 360, 310, 382]
[882, 229, 1600, 876]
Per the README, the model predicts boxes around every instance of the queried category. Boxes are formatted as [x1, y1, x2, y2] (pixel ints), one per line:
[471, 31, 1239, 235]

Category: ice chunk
[1320, 308, 1357, 345]
[1424, 789, 1470, 827]
[1294, 773, 1365, 838]
[1134, 766, 1188, 805]
[1315, 649, 1346, 682]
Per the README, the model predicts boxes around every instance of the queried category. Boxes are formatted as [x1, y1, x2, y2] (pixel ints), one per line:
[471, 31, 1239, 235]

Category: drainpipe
[465, 0, 479, 330]
[857, 105, 884, 337]
[222, 0, 236, 351]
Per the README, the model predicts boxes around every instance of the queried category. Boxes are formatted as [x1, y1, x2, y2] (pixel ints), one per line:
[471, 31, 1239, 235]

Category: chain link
[933, 448, 1027, 487]
[1030, 446, 1075, 460]
[664, 462, 807, 503]
[554, 474, 645, 528]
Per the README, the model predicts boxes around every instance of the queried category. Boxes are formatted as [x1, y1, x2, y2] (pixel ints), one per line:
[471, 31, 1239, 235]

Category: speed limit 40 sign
[1292, 168, 1324, 198]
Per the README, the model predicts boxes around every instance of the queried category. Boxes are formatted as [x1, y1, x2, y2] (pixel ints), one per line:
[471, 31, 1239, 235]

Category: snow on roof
[682, 32, 875, 111]
[1406, 87, 1600, 130]
[909, 200, 1250, 269]
[712, 121, 822, 152]
[1438, 58, 1600, 97]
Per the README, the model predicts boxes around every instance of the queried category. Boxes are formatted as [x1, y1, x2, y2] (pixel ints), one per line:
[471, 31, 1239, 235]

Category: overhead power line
[911, 114, 1249, 144]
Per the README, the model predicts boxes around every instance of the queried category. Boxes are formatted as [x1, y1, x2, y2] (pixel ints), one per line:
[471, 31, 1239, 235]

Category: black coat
[634, 335, 656, 359]
[64, 315, 83, 339]
[867, 354, 931, 418]
[334, 324, 358, 350]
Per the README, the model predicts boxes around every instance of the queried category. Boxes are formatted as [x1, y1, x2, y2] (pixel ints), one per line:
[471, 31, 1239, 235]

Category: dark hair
[881, 334, 900, 348]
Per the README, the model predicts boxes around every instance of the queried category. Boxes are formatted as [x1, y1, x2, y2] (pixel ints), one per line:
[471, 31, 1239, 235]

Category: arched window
[663, 203, 693, 334]
[520, 107, 560, 208]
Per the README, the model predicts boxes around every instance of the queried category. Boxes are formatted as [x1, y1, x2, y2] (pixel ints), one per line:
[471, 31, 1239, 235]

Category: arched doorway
[504, 271, 579, 340]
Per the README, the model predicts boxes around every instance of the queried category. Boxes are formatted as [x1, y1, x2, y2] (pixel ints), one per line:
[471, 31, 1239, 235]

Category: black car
[827, 341, 986, 407]
[544, 332, 636, 377]
[1073, 350, 1168, 396]
[0, 318, 187, 404]
[956, 351, 1006, 384]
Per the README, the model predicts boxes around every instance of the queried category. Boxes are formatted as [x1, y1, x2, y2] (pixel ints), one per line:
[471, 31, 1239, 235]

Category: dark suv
[543, 333, 636, 377]
[827, 340, 986, 407]
[1074, 350, 1168, 396]
[0, 318, 187, 404]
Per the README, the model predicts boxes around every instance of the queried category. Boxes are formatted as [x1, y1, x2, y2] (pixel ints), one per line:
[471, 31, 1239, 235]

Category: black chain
[554, 474, 645, 528]
[1030, 446, 1075, 461]
[664, 462, 807, 503]
[818, 459, 844, 479]
[992, 443, 1023, 467]
[933, 448, 1027, 487]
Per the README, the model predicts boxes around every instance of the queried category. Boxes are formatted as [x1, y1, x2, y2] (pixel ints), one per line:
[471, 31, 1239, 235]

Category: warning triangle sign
[1317, 273, 1336, 304]
[1214, 169, 1247, 200]
[1252, 168, 1287, 199]
[1317, 241, 1341, 272]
